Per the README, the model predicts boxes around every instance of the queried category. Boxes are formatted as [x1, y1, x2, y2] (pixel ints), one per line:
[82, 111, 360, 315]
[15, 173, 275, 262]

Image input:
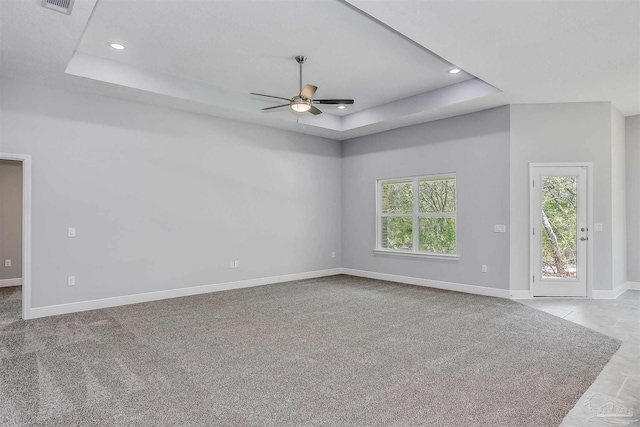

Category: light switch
[68, 227, 76, 237]
[494, 224, 506, 233]
[4, 260, 11, 267]
[594, 223, 603, 232]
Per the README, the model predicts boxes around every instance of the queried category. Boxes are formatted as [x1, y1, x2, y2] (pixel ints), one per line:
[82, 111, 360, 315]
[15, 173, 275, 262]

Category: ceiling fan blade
[261, 104, 289, 111]
[300, 84, 317, 100]
[251, 93, 292, 102]
[312, 99, 354, 105]
[308, 106, 322, 115]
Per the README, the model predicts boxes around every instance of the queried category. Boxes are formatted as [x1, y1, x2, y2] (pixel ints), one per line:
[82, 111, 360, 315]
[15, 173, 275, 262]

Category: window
[376, 174, 457, 258]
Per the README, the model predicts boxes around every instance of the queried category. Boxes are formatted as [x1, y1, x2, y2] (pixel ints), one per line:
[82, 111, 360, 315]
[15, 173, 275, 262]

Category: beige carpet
[0, 276, 621, 426]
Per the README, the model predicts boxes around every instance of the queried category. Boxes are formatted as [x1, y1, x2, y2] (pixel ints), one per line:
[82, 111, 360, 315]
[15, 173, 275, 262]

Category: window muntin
[378, 174, 457, 256]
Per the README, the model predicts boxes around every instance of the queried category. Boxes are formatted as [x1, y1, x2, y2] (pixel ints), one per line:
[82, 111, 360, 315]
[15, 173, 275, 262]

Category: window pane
[381, 217, 413, 250]
[541, 175, 578, 279]
[419, 177, 456, 213]
[419, 218, 456, 254]
[381, 181, 413, 214]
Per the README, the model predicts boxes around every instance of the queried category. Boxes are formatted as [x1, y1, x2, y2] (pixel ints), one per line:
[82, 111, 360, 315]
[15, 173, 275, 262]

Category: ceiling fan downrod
[295, 55, 307, 95]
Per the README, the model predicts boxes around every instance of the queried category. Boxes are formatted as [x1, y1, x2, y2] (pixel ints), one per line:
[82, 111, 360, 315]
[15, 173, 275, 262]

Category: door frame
[0, 152, 32, 319]
[529, 162, 593, 299]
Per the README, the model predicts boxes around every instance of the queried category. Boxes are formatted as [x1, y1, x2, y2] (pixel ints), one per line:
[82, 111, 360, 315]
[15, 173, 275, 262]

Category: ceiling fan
[250, 56, 354, 115]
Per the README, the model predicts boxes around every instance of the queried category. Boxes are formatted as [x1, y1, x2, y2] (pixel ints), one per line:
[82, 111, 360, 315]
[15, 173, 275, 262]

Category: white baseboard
[28, 268, 343, 320]
[509, 282, 638, 300]
[509, 290, 532, 299]
[626, 281, 640, 291]
[592, 290, 616, 299]
[341, 268, 510, 299]
[0, 278, 22, 288]
[592, 282, 628, 300]
[29, 269, 632, 320]
[613, 283, 629, 298]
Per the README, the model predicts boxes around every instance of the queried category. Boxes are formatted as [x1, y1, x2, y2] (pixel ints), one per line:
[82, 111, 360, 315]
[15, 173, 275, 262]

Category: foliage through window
[378, 175, 457, 256]
[541, 176, 577, 278]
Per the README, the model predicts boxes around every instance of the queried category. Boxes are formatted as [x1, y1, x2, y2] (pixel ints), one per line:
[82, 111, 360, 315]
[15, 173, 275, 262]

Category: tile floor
[519, 290, 639, 427]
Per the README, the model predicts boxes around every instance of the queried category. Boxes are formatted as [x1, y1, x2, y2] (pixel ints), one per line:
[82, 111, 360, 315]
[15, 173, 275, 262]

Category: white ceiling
[1, 0, 638, 141]
[347, 0, 640, 117]
[76, 0, 472, 115]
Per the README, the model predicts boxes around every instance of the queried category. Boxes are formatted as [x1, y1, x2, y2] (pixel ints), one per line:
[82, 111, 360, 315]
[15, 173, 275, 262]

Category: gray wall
[0, 160, 23, 280]
[510, 103, 613, 291]
[0, 79, 342, 308]
[611, 106, 626, 289]
[627, 115, 640, 283]
[0, 74, 632, 309]
[342, 107, 511, 290]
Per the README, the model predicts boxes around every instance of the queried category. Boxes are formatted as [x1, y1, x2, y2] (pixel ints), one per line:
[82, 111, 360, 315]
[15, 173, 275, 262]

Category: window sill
[373, 249, 460, 261]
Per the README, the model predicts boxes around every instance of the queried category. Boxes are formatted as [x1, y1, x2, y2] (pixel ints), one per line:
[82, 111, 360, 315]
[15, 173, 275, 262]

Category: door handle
[580, 237, 588, 241]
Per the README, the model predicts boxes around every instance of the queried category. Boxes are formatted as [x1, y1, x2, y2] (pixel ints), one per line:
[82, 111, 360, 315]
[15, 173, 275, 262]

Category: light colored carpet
[0, 276, 621, 426]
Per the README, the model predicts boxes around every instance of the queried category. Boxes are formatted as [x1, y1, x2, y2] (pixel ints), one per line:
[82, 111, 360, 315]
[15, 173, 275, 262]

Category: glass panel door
[532, 166, 588, 297]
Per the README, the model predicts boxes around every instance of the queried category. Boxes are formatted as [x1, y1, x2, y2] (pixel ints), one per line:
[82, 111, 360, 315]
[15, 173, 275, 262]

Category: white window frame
[374, 173, 459, 260]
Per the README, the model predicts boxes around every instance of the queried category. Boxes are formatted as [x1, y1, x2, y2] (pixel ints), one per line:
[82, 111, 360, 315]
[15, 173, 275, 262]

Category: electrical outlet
[234, 260, 239, 268]
[67, 276, 76, 286]
[68, 227, 76, 237]
[482, 264, 488, 273]
[494, 224, 506, 233]
[331, 252, 335, 258]
[229, 261, 235, 269]
[4, 259, 11, 267]
[594, 223, 603, 232]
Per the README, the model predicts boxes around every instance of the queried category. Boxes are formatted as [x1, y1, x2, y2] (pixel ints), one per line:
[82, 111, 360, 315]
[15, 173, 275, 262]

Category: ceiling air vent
[41, 0, 75, 15]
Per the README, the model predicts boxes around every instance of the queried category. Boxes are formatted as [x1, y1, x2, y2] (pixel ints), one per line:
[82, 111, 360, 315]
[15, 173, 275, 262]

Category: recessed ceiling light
[109, 43, 125, 50]
[448, 68, 461, 74]
[337, 105, 346, 110]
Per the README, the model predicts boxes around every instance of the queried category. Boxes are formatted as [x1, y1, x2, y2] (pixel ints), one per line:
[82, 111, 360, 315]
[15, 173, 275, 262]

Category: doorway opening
[530, 163, 593, 297]
[0, 153, 31, 320]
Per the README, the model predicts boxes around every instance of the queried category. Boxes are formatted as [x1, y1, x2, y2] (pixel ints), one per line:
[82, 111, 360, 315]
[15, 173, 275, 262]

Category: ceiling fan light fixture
[290, 97, 311, 113]
[337, 105, 346, 110]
